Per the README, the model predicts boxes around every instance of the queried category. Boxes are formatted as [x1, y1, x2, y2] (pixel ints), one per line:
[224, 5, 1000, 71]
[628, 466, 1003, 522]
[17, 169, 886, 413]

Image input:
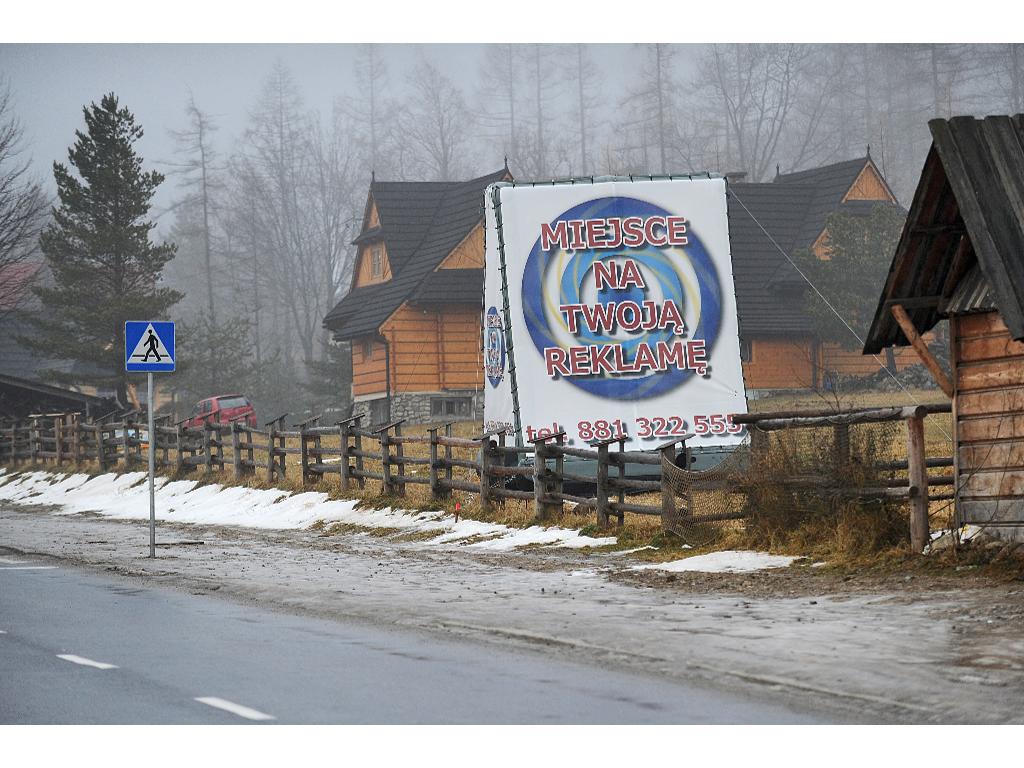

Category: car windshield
[217, 396, 249, 409]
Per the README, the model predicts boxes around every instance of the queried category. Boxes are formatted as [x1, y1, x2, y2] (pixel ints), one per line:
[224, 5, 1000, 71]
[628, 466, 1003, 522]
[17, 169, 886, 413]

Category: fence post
[833, 423, 850, 472]
[30, 416, 40, 466]
[266, 420, 277, 483]
[97, 424, 107, 471]
[299, 422, 310, 488]
[71, 415, 81, 465]
[232, 422, 242, 481]
[444, 423, 454, 491]
[353, 416, 365, 489]
[393, 422, 406, 497]
[339, 419, 352, 493]
[428, 427, 441, 499]
[532, 438, 548, 520]
[175, 424, 184, 475]
[658, 438, 688, 532]
[277, 425, 287, 479]
[479, 437, 493, 512]
[203, 422, 213, 474]
[122, 416, 133, 469]
[553, 433, 565, 517]
[8, 423, 16, 465]
[906, 412, 929, 554]
[245, 425, 254, 471]
[380, 425, 394, 496]
[496, 430, 508, 508]
[596, 440, 611, 528]
[54, 415, 63, 467]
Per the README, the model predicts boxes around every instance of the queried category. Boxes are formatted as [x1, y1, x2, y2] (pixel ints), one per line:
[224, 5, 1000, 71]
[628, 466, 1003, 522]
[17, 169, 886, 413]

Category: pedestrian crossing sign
[125, 321, 175, 372]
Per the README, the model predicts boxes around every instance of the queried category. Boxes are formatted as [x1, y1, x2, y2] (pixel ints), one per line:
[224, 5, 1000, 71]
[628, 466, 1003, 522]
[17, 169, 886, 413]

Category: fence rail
[0, 402, 954, 549]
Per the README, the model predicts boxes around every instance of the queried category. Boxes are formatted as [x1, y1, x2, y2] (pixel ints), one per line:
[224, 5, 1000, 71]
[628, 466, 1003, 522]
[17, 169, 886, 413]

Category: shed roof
[863, 115, 1024, 354]
[324, 168, 507, 340]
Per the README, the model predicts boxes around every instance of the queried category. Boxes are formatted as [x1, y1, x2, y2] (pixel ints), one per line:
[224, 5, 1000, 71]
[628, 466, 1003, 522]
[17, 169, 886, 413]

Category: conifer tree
[25, 93, 181, 406]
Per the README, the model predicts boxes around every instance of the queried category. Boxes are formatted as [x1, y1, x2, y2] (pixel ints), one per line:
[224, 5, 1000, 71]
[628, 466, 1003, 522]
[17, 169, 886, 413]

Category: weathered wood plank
[958, 386, 1024, 417]
[957, 360, 1024, 391]
[958, 468, 1024, 498]
[959, 498, 1024, 524]
[959, 441, 1024, 471]
[958, 414, 1024, 442]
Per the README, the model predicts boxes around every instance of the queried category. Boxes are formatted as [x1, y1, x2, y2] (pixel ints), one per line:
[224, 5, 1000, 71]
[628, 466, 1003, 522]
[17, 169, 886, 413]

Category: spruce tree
[25, 93, 181, 406]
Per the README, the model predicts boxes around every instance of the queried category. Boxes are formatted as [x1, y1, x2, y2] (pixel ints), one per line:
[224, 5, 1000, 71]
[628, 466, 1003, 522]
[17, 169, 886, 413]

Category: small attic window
[371, 246, 383, 278]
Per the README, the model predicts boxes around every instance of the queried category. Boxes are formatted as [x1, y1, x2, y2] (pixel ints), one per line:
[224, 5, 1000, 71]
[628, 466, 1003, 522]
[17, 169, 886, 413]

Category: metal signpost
[125, 321, 176, 558]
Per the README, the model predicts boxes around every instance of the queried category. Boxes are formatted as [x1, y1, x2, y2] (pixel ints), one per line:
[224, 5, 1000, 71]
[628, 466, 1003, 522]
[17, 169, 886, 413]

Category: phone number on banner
[563, 414, 744, 442]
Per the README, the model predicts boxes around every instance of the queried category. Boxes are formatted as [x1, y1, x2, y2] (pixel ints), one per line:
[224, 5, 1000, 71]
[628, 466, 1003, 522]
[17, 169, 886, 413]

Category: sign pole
[148, 371, 155, 558]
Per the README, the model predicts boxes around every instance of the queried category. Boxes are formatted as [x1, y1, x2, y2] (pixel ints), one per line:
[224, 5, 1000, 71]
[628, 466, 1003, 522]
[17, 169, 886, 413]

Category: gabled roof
[863, 115, 1024, 353]
[325, 168, 507, 340]
[728, 156, 893, 336]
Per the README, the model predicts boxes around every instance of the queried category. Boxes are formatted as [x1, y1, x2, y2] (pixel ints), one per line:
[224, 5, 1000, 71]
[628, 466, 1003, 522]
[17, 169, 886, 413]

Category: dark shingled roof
[727, 156, 893, 336]
[324, 168, 507, 340]
[864, 115, 1024, 353]
[412, 269, 484, 305]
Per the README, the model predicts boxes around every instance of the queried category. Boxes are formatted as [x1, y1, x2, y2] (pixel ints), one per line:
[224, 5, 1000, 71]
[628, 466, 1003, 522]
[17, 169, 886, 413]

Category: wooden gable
[812, 160, 897, 259]
[354, 241, 392, 287]
[842, 161, 897, 203]
[437, 223, 484, 270]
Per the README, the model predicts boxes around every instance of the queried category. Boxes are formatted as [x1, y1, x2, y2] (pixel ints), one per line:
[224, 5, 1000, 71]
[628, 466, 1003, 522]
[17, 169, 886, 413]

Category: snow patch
[632, 550, 798, 573]
[0, 468, 615, 551]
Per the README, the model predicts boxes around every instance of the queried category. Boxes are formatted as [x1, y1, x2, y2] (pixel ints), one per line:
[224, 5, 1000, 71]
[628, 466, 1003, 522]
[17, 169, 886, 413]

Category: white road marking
[194, 697, 276, 721]
[0, 566, 57, 570]
[57, 654, 118, 670]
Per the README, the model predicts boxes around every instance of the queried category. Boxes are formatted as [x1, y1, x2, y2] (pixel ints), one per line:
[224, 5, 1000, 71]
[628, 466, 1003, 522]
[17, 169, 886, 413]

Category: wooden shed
[864, 115, 1024, 539]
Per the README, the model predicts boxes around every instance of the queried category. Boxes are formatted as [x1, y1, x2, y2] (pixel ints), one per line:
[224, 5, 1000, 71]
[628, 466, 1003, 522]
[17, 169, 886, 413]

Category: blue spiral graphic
[522, 196, 723, 399]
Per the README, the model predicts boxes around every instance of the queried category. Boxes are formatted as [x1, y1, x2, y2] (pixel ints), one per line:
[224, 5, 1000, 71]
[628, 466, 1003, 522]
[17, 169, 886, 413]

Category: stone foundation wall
[354, 390, 483, 426]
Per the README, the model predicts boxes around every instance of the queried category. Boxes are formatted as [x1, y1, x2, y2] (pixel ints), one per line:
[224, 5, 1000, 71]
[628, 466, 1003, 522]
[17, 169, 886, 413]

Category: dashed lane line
[194, 697, 276, 721]
[0, 566, 58, 570]
[56, 654, 119, 670]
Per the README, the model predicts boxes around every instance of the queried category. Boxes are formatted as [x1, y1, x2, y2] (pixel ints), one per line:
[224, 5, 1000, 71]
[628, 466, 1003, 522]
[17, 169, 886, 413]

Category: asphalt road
[0, 554, 817, 724]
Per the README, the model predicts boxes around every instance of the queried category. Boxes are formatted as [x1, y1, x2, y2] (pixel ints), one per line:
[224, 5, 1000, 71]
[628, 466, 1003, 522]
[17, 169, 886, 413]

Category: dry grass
[5, 387, 958, 562]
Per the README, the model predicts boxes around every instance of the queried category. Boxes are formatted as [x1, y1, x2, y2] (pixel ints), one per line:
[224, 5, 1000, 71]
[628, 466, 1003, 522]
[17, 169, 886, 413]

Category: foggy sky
[0, 43, 643, 222]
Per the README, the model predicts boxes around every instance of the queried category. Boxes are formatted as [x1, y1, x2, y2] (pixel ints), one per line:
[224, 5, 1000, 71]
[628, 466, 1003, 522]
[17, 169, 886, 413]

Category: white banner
[483, 177, 747, 450]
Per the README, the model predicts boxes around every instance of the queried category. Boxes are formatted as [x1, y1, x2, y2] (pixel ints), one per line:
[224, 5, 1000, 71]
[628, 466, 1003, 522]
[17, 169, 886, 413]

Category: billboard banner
[483, 177, 747, 450]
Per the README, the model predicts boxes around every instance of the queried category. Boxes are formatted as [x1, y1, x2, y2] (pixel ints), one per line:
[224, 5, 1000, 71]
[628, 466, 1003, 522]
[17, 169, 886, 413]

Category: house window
[739, 339, 753, 363]
[371, 246, 383, 278]
[430, 397, 472, 419]
[362, 340, 374, 361]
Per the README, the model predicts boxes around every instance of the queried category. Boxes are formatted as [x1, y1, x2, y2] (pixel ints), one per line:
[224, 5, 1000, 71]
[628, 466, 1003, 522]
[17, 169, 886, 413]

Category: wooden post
[380, 426, 394, 496]
[8, 423, 16, 465]
[339, 420, 352, 493]
[245, 425, 254, 471]
[122, 416, 132, 469]
[906, 413, 929, 554]
[496, 431, 507, 508]
[97, 424, 107, 471]
[175, 424, 184, 475]
[30, 417, 39, 466]
[428, 427, 440, 500]
[277, 427, 287, 478]
[203, 423, 213, 474]
[353, 416, 365, 490]
[596, 441, 611, 528]
[266, 420, 277, 483]
[553, 433, 565, 518]
[533, 438, 548, 521]
[71, 415, 81, 466]
[54, 416, 63, 467]
[394, 422, 405, 497]
[215, 425, 224, 471]
[659, 441, 680, 533]
[479, 438, 493, 512]
[444, 423, 453, 490]
[833, 423, 850, 473]
[232, 422, 242, 480]
[615, 437, 626, 526]
[299, 423, 310, 488]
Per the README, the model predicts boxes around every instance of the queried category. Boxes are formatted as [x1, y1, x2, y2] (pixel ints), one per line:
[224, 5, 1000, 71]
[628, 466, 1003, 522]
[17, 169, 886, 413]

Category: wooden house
[864, 115, 1024, 539]
[728, 155, 920, 392]
[323, 168, 511, 424]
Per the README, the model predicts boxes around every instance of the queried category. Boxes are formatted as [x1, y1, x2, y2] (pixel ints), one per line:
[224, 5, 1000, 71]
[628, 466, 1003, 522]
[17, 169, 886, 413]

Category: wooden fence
[0, 403, 954, 547]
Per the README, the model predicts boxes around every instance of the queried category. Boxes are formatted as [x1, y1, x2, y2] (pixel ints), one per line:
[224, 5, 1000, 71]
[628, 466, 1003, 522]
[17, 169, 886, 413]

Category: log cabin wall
[953, 310, 1024, 528]
[742, 338, 817, 390]
[352, 337, 387, 398]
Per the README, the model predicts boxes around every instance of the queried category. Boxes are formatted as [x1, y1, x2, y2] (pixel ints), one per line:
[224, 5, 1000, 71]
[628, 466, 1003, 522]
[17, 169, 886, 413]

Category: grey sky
[0, 43, 644, 218]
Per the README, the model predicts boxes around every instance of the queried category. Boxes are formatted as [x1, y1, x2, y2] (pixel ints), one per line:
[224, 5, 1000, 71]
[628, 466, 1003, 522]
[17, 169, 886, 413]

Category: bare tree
[398, 54, 474, 181]
[168, 94, 222, 323]
[0, 82, 47, 318]
[474, 44, 521, 169]
[563, 44, 603, 176]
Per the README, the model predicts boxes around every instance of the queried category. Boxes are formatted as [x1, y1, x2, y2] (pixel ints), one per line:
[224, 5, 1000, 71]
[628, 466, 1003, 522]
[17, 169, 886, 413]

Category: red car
[186, 394, 257, 428]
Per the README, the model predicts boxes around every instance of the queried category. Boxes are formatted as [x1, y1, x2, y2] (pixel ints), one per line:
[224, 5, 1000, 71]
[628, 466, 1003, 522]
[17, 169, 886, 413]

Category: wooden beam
[890, 304, 954, 398]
